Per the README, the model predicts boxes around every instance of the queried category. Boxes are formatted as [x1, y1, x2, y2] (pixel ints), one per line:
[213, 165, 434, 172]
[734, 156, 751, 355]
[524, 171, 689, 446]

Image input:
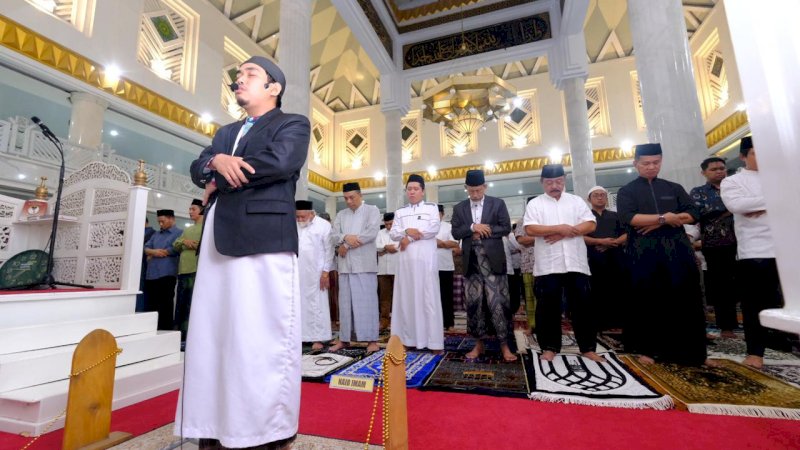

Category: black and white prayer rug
[524, 350, 673, 410]
[515, 330, 608, 355]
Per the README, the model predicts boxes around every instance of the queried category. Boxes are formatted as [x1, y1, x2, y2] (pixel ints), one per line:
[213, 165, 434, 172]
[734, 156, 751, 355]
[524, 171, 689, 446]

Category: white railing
[0, 116, 202, 198]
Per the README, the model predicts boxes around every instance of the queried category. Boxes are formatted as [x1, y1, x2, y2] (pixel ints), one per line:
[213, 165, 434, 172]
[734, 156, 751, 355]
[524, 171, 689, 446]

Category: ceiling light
[104, 64, 121, 83]
[379, 194, 384, 198]
[185, 222, 192, 228]
[518, 190, 523, 194]
[484, 160, 495, 170]
[166, 164, 173, 171]
[156, 192, 162, 198]
[489, 182, 494, 187]
[627, 168, 633, 173]
[200, 113, 212, 123]
[549, 148, 563, 163]
[109, 130, 119, 137]
[427, 165, 437, 176]
[150, 58, 172, 80]
[351, 158, 362, 170]
[513, 136, 527, 148]
[512, 97, 523, 108]
[453, 143, 466, 156]
[736, 103, 746, 111]
[374, 171, 384, 181]
[17, 173, 26, 180]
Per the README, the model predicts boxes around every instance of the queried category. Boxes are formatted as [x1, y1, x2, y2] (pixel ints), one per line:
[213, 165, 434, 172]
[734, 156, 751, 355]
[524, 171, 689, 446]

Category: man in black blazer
[451, 170, 517, 362]
[178, 56, 309, 450]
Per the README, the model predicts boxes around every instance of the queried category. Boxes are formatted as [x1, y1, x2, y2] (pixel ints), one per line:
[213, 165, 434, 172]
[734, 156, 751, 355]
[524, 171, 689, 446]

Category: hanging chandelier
[421, 74, 517, 136]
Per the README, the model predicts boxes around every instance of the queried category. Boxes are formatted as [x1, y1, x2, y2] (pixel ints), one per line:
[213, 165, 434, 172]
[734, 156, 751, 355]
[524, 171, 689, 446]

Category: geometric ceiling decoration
[585, 77, 611, 137]
[694, 28, 729, 120]
[210, 0, 718, 112]
[221, 37, 249, 120]
[137, 0, 199, 91]
[499, 89, 539, 149]
[25, 0, 95, 36]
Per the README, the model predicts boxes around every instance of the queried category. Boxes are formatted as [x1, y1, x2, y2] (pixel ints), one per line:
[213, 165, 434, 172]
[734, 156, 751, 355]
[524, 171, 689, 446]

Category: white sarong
[175, 203, 301, 448]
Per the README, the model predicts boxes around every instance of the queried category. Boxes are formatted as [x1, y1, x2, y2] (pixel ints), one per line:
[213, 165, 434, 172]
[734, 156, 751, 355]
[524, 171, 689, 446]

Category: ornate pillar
[628, 0, 706, 189]
[278, 0, 312, 200]
[68, 92, 108, 148]
[725, 1, 800, 333]
[381, 72, 410, 212]
[561, 77, 596, 199]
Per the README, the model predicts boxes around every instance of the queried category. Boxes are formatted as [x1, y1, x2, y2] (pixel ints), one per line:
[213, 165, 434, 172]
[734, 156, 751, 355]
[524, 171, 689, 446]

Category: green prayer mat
[622, 356, 800, 420]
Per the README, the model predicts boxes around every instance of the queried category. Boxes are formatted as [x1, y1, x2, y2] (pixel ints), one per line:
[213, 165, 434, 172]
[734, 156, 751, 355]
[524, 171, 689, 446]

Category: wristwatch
[658, 214, 666, 225]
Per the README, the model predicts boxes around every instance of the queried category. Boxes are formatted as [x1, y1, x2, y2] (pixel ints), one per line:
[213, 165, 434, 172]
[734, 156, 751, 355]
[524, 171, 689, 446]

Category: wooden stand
[62, 329, 132, 450]
[385, 336, 408, 450]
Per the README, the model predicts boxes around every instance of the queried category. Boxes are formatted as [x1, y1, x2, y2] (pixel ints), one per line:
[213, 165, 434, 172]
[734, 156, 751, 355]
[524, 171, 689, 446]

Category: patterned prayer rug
[421, 351, 529, 398]
[324, 350, 442, 388]
[706, 338, 800, 365]
[524, 351, 672, 409]
[622, 356, 800, 419]
[597, 331, 625, 352]
[514, 330, 608, 354]
[302, 353, 355, 381]
[761, 365, 800, 388]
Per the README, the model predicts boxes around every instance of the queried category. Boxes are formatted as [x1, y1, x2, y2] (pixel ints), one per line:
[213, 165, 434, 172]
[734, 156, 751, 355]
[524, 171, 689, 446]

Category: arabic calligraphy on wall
[402, 13, 551, 69]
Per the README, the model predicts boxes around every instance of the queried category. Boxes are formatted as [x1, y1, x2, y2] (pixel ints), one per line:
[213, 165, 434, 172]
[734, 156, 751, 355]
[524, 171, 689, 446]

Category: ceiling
[206, 0, 717, 112]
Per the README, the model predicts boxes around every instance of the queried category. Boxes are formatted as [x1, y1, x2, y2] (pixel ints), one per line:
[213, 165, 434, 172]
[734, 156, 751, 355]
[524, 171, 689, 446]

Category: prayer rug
[706, 337, 800, 365]
[515, 329, 608, 354]
[302, 353, 355, 381]
[421, 351, 529, 398]
[760, 365, 800, 388]
[525, 351, 672, 409]
[597, 331, 625, 352]
[324, 350, 442, 388]
[622, 356, 800, 419]
[444, 333, 469, 351]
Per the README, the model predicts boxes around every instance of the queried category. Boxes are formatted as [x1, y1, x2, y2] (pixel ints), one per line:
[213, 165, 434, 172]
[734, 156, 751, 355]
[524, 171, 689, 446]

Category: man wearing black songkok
[616, 143, 711, 366]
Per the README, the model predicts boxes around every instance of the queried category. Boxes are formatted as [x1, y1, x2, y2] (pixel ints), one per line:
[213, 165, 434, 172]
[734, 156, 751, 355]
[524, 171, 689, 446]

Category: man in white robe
[329, 182, 382, 353]
[296, 200, 333, 351]
[178, 57, 309, 449]
[390, 174, 444, 351]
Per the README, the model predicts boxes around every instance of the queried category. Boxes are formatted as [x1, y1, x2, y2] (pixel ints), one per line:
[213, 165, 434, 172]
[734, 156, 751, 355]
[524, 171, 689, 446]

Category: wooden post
[62, 329, 132, 450]
[384, 336, 408, 450]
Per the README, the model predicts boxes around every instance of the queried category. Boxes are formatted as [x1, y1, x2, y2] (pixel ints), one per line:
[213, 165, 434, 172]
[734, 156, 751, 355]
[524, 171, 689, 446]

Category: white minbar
[0, 162, 182, 436]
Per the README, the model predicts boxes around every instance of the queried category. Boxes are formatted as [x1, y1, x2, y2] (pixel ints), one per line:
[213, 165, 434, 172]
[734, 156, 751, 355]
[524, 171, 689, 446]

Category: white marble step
[0, 377, 182, 436]
[0, 289, 138, 328]
[0, 353, 182, 424]
[0, 312, 157, 355]
[0, 330, 180, 393]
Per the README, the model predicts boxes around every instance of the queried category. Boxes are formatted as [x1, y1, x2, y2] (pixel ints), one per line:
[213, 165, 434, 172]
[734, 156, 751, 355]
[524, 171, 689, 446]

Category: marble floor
[109, 424, 381, 450]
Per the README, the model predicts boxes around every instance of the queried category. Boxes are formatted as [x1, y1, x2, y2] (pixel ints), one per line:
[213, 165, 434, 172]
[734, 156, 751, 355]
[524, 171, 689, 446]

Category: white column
[325, 195, 338, 222]
[120, 185, 150, 294]
[68, 92, 108, 148]
[278, 0, 312, 200]
[383, 108, 403, 212]
[628, 0, 706, 189]
[561, 77, 596, 199]
[725, 1, 800, 333]
[425, 184, 439, 204]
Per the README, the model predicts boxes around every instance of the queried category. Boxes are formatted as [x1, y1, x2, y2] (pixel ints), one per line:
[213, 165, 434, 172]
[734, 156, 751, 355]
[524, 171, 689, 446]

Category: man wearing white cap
[583, 186, 627, 330]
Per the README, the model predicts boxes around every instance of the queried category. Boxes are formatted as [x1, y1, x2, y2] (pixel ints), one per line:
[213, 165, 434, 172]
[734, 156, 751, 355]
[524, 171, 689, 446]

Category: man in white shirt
[376, 212, 398, 330]
[329, 182, 382, 354]
[390, 174, 444, 351]
[296, 201, 334, 351]
[721, 136, 788, 369]
[523, 164, 604, 363]
[436, 204, 459, 330]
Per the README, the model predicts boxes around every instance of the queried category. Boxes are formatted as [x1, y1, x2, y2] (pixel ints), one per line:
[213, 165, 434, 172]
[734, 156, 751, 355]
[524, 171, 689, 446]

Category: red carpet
[0, 390, 178, 450]
[3, 385, 799, 449]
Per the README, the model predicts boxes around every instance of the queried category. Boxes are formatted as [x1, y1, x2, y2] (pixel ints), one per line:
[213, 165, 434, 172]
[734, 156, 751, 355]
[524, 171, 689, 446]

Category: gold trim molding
[310, 147, 633, 192]
[706, 110, 748, 148]
[0, 14, 218, 138]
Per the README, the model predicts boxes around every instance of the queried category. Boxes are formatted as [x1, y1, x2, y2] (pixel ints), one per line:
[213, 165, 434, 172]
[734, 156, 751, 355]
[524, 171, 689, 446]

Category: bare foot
[366, 342, 380, 353]
[742, 355, 764, 369]
[637, 355, 656, 365]
[465, 340, 484, 359]
[581, 351, 607, 363]
[720, 330, 737, 339]
[704, 358, 723, 367]
[311, 342, 324, 351]
[540, 350, 556, 362]
[328, 341, 348, 352]
[501, 343, 518, 362]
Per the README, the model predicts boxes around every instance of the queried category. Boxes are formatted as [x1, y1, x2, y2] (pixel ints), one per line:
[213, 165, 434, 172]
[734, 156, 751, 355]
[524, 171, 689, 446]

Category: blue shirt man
[144, 209, 182, 329]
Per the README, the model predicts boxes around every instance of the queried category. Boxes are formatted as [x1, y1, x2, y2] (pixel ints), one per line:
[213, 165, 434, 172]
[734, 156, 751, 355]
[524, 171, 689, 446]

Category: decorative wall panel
[500, 90, 539, 149]
[401, 111, 421, 163]
[585, 77, 611, 137]
[340, 120, 370, 171]
[630, 71, 646, 130]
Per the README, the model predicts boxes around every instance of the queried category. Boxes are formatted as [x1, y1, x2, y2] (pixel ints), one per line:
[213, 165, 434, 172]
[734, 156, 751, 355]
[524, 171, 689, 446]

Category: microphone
[229, 82, 239, 92]
[31, 116, 57, 140]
